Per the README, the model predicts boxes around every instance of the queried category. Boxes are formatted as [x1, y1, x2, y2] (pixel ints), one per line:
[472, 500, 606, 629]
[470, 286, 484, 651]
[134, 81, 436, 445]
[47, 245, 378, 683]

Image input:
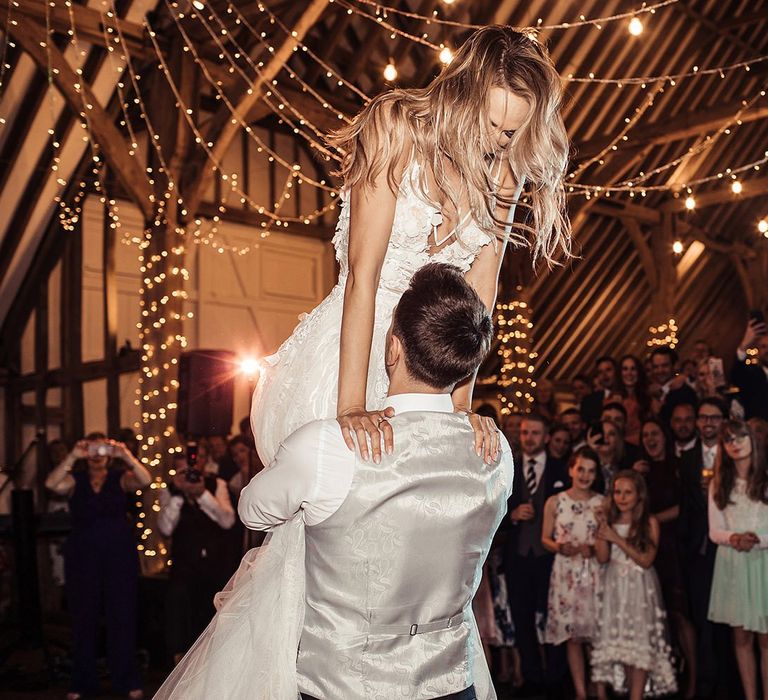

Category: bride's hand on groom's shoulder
[337, 406, 395, 464]
[462, 411, 500, 465]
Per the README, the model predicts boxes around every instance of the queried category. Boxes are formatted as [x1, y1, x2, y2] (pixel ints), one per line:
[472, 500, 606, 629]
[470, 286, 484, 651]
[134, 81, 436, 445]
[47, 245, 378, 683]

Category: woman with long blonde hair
[251, 25, 570, 465]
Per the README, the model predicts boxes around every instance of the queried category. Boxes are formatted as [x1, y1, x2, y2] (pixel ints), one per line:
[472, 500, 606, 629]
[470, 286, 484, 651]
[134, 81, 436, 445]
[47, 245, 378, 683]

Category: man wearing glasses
[679, 398, 728, 698]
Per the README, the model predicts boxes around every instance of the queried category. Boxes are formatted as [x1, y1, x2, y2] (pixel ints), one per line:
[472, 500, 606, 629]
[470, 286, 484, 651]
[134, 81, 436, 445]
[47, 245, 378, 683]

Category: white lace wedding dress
[154, 162, 521, 700]
[252, 159, 521, 465]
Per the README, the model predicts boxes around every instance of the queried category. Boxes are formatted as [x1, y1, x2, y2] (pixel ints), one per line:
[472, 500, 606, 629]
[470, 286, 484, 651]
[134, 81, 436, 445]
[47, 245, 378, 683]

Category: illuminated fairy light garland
[347, 0, 679, 31]
[647, 318, 679, 349]
[496, 291, 538, 415]
[169, 0, 342, 161]
[0, 0, 16, 125]
[227, 0, 369, 103]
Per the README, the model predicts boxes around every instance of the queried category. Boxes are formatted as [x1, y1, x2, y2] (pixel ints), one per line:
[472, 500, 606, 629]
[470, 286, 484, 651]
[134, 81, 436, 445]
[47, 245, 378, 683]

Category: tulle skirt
[708, 544, 768, 633]
[251, 280, 397, 465]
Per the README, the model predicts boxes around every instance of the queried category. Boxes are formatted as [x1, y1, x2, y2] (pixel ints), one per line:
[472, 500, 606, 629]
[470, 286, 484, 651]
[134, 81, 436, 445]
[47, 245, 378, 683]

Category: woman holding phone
[46, 433, 151, 700]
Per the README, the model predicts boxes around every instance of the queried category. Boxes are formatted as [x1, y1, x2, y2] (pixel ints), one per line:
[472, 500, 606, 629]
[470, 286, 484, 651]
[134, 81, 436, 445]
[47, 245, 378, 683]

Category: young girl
[251, 26, 570, 465]
[591, 470, 677, 699]
[707, 420, 768, 700]
[542, 447, 604, 700]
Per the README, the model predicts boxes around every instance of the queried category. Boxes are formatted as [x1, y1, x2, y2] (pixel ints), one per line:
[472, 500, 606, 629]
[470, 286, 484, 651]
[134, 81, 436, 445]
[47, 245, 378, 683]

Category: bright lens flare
[439, 46, 454, 65]
[239, 356, 260, 378]
[628, 17, 643, 35]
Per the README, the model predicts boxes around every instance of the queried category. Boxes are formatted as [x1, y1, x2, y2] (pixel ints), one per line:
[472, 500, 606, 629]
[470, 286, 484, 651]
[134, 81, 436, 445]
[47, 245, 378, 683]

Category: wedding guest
[45, 434, 150, 700]
[679, 398, 732, 698]
[547, 423, 572, 462]
[532, 378, 558, 422]
[592, 470, 677, 700]
[635, 418, 696, 698]
[617, 354, 652, 446]
[707, 420, 768, 700]
[505, 414, 567, 694]
[542, 448, 603, 700]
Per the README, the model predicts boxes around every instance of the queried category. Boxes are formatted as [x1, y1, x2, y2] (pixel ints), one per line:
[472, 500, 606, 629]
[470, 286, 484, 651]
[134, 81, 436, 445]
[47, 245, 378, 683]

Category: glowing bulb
[383, 62, 397, 82]
[442, 0, 456, 4]
[672, 240, 684, 255]
[239, 356, 261, 379]
[731, 180, 742, 194]
[758, 219, 768, 234]
[192, 0, 205, 9]
[439, 46, 454, 64]
[628, 17, 643, 35]
[684, 195, 696, 210]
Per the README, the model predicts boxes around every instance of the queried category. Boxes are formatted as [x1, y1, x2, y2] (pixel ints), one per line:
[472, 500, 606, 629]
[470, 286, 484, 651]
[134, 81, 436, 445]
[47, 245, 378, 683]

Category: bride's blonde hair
[329, 26, 571, 264]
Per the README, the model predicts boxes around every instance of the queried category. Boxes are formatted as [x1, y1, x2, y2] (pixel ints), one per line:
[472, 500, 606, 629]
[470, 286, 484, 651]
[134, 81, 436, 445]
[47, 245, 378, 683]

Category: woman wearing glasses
[707, 420, 768, 700]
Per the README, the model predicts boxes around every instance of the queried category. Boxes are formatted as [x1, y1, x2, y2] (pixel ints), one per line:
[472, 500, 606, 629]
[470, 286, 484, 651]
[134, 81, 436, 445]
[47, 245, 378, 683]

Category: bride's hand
[463, 411, 500, 464]
[337, 406, 395, 463]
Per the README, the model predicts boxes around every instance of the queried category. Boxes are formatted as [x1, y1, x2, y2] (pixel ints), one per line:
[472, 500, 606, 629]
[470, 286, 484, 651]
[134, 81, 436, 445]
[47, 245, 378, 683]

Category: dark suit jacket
[505, 455, 567, 558]
[731, 357, 768, 420]
[659, 382, 698, 427]
[678, 439, 711, 560]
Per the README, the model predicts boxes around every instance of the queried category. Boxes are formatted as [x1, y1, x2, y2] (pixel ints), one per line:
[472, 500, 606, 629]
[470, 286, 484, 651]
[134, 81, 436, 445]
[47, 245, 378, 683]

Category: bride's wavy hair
[329, 25, 571, 265]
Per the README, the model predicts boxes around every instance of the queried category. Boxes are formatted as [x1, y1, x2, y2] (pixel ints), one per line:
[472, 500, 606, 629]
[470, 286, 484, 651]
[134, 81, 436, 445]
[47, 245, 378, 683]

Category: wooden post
[61, 217, 84, 443]
[103, 197, 120, 438]
[647, 212, 679, 349]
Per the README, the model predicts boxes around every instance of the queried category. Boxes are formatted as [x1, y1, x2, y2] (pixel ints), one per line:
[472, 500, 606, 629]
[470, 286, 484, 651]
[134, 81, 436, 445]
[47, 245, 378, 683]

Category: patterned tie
[526, 458, 538, 495]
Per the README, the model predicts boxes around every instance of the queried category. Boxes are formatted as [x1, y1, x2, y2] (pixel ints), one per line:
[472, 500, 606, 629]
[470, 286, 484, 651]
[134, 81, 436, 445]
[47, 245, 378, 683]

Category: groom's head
[386, 263, 493, 393]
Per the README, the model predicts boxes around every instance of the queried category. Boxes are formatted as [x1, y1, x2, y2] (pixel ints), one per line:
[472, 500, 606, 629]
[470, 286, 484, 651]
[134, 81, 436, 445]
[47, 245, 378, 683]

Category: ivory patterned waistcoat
[297, 412, 512, 700]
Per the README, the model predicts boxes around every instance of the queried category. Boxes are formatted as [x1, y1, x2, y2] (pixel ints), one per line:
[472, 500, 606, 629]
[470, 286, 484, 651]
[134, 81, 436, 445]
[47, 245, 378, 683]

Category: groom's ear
[386, 333, 404, 368]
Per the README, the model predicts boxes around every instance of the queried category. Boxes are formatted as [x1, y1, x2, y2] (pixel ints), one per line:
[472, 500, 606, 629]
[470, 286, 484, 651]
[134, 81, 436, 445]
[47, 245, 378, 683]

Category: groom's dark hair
[393, 263, 493, 388]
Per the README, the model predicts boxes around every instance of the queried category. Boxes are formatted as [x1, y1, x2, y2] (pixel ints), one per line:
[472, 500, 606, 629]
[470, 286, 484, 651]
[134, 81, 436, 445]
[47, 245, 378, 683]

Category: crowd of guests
[475, 316, 768, 700]
[42, 420, 262, 700]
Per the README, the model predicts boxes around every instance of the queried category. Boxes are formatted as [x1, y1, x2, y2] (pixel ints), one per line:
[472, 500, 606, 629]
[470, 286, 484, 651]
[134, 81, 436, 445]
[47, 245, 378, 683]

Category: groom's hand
[337, 406, 395, 463]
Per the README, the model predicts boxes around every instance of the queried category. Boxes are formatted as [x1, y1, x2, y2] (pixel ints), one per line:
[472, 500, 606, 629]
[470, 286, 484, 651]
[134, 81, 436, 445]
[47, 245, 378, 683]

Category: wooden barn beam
[1, 0, 154, 61]
[185, 0, 331, 216]
[575, 100, 768, 161]
[622, 218, 658, 290]
[9, 18, 153, 219]
[673, 2, 764, 57]
[661, 176, 768, 211]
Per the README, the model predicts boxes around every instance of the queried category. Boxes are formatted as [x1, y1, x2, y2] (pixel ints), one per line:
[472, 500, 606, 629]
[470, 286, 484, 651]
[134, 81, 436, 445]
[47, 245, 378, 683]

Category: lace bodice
[720, 478, 768, 533]
[332, 160, 496, 294]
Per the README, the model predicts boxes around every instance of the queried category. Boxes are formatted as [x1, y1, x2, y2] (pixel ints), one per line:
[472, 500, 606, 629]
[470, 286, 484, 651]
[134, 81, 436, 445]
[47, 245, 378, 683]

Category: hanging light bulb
[442, 0, 456, 4]
[731, 180, 742, 194]
[383, 61, 397, 82]
[439, 46, 454, 65]
[684, 195, 696, 210]
[628, 17, 644, 36]
[758, 219, 768, 234]
[672, 240, 684, 255]
[192, 0, 205, 10]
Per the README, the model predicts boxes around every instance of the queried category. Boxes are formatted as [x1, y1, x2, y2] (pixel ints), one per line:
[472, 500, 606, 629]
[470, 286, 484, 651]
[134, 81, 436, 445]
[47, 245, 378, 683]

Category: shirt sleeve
[157, 488, 184, 537]
[708, 482, 735, 546]
[237, 420, 354, 531]
[197, 478, 235, 530]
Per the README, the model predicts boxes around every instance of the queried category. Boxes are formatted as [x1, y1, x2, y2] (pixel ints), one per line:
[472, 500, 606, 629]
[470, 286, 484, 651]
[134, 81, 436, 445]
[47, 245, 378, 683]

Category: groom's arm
[238, 420, 355, 531]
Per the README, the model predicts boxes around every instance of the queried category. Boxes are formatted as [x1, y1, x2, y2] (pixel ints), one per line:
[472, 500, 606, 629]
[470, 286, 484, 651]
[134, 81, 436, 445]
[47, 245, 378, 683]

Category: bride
[252, 25, 570, 466]
[155, 25, 570, 700]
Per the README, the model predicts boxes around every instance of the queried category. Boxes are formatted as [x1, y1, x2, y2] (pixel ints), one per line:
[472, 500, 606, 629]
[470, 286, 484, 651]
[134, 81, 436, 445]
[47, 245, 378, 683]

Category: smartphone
[87, 442, 114, 458]
[707, 357, 726, 389]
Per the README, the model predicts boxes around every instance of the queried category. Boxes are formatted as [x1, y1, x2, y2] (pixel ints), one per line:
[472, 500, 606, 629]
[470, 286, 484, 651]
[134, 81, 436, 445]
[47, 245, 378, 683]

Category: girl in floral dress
[592, 470, 677, 699]
[542, 447, 603, 700]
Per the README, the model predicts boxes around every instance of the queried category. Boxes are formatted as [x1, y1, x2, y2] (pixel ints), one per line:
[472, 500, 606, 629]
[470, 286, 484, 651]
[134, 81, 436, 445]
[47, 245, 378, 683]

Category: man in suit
[505, 414, 567, 695]
[731, 315, 768, 420]
[678, 397, 732, 698]
[237, 263, 512, 700]
[650, 346, 697, 427]
[580, 357, 618, 424]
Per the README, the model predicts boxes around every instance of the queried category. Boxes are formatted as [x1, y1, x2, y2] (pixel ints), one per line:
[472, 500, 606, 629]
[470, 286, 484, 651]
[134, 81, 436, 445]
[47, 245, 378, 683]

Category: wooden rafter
[8, 18, 153, 219]
[184, 0, 331, 215]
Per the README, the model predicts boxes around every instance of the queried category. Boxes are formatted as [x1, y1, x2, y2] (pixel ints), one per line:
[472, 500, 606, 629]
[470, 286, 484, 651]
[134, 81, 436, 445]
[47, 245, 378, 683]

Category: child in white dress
[542, 447, 603, 700]
[592, 469, 677, 700]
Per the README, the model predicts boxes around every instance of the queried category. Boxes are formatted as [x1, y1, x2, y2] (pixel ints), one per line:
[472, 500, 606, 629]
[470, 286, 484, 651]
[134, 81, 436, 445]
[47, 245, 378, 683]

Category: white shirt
[702, 442, 718, 470]
[157, 476, 236, 536]
[521, 450, 546, 491]
[239, 393, 514, 530]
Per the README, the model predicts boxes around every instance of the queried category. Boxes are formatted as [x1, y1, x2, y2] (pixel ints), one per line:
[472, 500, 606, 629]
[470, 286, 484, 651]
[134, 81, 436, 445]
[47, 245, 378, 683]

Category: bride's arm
[337, 141, 409, 463]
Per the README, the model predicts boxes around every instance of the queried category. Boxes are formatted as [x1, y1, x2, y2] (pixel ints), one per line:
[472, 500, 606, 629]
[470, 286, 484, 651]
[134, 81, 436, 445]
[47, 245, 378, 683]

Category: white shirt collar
[386, 392, 454, 415]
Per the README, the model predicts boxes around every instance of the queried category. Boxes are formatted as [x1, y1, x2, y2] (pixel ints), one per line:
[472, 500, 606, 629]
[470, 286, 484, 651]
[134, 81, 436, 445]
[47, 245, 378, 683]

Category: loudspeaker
[176, 350, 236, 437]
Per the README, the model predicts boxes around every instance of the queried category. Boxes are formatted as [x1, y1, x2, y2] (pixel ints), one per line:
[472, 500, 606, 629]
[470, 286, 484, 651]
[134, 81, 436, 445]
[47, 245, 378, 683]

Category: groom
[239, 263, 514, 700]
